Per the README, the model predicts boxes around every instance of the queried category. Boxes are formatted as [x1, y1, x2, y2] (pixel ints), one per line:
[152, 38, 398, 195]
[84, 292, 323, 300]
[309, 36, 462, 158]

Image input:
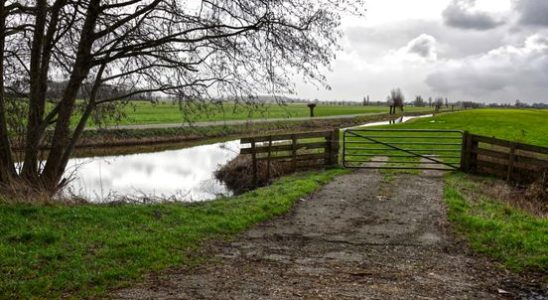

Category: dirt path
[114, 170, 540, 299]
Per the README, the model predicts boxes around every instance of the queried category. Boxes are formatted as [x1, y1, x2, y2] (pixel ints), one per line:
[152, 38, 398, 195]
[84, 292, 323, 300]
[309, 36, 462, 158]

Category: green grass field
[0, 169, 348, 298]
[379, 109, 548, 146]
[83, 101, 434, 126]
[444, 173, 547, 272]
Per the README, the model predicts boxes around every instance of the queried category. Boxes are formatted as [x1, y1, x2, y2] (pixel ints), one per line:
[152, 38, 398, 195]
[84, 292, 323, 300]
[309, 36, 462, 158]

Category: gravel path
[114, 169, 543, 299]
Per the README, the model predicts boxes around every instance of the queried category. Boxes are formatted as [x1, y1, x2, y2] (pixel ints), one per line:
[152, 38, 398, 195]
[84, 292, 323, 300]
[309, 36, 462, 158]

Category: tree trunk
[0, 1, 16, 183]
[21, 0, 48, 181]
[41, 0, 100, 191]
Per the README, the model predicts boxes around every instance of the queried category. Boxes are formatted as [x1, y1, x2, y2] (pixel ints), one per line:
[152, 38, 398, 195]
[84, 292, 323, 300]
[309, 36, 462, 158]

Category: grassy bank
[84, 102, 434, 126]
[444, 173, 547, 273]
[0, 169, 348, 299]
[381, 109, 548, 145]
[74, 111, 432, 157]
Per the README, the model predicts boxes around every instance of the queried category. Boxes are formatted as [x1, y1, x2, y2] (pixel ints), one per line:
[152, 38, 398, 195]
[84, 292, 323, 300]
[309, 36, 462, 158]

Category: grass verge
[0, 168, 348, 299]
[444, 172, 547, 273]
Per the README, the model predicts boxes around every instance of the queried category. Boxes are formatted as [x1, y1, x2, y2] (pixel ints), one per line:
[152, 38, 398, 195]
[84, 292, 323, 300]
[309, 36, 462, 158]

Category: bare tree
[387, 88, 404, 115]
[413, 95, 425, 107]
[0, 0, 364, 195]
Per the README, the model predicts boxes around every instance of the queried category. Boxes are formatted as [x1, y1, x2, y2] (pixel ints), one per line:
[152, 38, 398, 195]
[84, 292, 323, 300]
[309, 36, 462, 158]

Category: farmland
[1, 108, 547, 298]
[81, 101, 435, 126]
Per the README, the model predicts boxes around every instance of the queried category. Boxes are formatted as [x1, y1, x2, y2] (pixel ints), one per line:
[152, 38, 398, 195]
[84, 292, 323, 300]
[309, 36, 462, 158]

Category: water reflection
[61, 140, 241, 203]
[350, 114, 433, 128]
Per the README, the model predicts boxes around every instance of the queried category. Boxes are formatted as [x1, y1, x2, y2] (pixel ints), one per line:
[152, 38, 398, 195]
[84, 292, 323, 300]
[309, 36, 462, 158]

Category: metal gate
[342, 129, 464, 170]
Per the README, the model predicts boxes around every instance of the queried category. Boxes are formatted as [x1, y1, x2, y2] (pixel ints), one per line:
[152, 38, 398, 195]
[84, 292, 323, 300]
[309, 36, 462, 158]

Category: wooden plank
[240, 142, 327, 154]
[471, 134, 548, 154]
[257, 153, 326, 162]
[477, 157, 544, 172]
[476, 159, 507, 171]
[474, 148, 509, 160]
[241, 130, 332, 144]
[474, 148, 548, 168]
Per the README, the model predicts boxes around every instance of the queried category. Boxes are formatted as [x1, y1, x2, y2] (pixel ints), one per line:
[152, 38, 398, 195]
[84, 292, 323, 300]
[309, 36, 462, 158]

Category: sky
[295, 0, 548, 104]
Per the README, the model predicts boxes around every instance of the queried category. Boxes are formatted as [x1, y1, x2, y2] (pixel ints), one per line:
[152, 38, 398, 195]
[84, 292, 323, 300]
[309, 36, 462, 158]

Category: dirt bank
[113, 169, 544, 299]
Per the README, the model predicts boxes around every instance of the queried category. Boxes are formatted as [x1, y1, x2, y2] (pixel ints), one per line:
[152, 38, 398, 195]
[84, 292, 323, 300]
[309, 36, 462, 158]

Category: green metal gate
[343, 129, 464, 170]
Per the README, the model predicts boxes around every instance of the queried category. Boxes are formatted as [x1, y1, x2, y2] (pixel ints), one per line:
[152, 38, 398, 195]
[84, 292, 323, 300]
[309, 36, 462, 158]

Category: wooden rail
[240, 129, 340, 185]
[461, 132, 548, 183]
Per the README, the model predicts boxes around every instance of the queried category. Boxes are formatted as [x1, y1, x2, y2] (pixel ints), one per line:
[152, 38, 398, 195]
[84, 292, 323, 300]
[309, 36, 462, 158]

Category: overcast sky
[295, 0, 548, 104]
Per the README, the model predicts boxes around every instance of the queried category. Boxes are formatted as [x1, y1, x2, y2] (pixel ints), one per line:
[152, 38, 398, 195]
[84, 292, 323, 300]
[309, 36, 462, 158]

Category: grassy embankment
[0, 169, 348, 299]
[82, 101, 433, 126]
[367, 109, 548, 273]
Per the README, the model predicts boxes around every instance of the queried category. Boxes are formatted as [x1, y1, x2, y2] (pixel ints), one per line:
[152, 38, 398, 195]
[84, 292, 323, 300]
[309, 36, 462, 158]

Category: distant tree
[515, 99, 529, 108]
[434, 97, 444, 112]
[362, 95, 370, 106]
[413, 96, 425, 107]
[445, 98, 449, 108]
[428, 97, 433, 107]
[387, 88, 405, 114]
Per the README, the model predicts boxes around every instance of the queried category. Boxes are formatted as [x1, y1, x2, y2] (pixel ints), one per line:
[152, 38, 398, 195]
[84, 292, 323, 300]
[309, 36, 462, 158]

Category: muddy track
[114, 170, 544, 299]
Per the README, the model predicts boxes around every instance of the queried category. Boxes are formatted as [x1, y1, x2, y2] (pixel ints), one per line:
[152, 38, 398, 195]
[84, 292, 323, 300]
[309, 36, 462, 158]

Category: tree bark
[21, 0, 48, 181]
[0, 0, 16, 183]
[42, 0, 101, 190]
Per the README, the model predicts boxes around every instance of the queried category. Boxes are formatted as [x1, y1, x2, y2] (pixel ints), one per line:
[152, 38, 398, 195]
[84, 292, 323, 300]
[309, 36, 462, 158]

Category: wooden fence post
[331, 128, 340, 166]
[266, 135, 272, 182]
[291, 134, 297, 172]
[470, 136, 478, 173]
[251, 139, 257, 186]
[506, 142, 516, 182]
[460, 131, 470, 172]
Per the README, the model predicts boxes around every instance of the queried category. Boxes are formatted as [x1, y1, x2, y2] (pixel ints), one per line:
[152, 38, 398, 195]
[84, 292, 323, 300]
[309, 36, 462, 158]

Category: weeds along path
[114, 170, 527, 299]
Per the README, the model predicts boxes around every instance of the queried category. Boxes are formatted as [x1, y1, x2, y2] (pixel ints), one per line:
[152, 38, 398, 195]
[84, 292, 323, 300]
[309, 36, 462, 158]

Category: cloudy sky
[295, 0, 548, 104]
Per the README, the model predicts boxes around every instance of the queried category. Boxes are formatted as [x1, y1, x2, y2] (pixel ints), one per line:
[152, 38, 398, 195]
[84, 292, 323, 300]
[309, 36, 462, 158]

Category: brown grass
[473, 173, 548, 218]
[215, 154, 325, 194]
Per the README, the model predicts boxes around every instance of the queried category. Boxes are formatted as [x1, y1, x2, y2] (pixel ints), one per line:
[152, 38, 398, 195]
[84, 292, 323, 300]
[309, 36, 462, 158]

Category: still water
[61, 140, 241, 203]
[61, 114, 431, 203]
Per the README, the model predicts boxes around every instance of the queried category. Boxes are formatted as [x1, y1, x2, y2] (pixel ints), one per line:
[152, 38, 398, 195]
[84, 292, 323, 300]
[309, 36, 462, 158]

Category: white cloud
[386, 34, 438, 62]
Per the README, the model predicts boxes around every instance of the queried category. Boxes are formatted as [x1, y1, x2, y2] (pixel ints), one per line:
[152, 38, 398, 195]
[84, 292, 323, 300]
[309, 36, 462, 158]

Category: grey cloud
[426, 35, 548, 102]
[407, 35, 437, 58]
[442, 0, 504, 30]
[517, 0, 548, 27]
[345, 20, 507, 60]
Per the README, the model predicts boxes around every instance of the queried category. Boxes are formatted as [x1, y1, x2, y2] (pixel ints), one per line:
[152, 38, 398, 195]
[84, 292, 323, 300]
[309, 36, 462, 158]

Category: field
[376, 109, 548, 146]
[82, 101, 434, 126]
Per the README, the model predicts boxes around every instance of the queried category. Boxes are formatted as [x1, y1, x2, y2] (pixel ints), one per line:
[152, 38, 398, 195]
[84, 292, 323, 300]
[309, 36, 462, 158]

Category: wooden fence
[461, 132, 548, 184]
[240, 129, 340, 184]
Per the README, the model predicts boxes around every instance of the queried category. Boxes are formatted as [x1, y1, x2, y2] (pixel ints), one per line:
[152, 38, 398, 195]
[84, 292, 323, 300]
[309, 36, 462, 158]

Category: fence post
[506, 142, 516, 182]
[331, 128, 340, 166]
[460, 131, 471, 172]
[291, 134, 297, 172]
[266, 135, 272, 182]
[470, 136, 478, 173]
[251, 139, 257, 186]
